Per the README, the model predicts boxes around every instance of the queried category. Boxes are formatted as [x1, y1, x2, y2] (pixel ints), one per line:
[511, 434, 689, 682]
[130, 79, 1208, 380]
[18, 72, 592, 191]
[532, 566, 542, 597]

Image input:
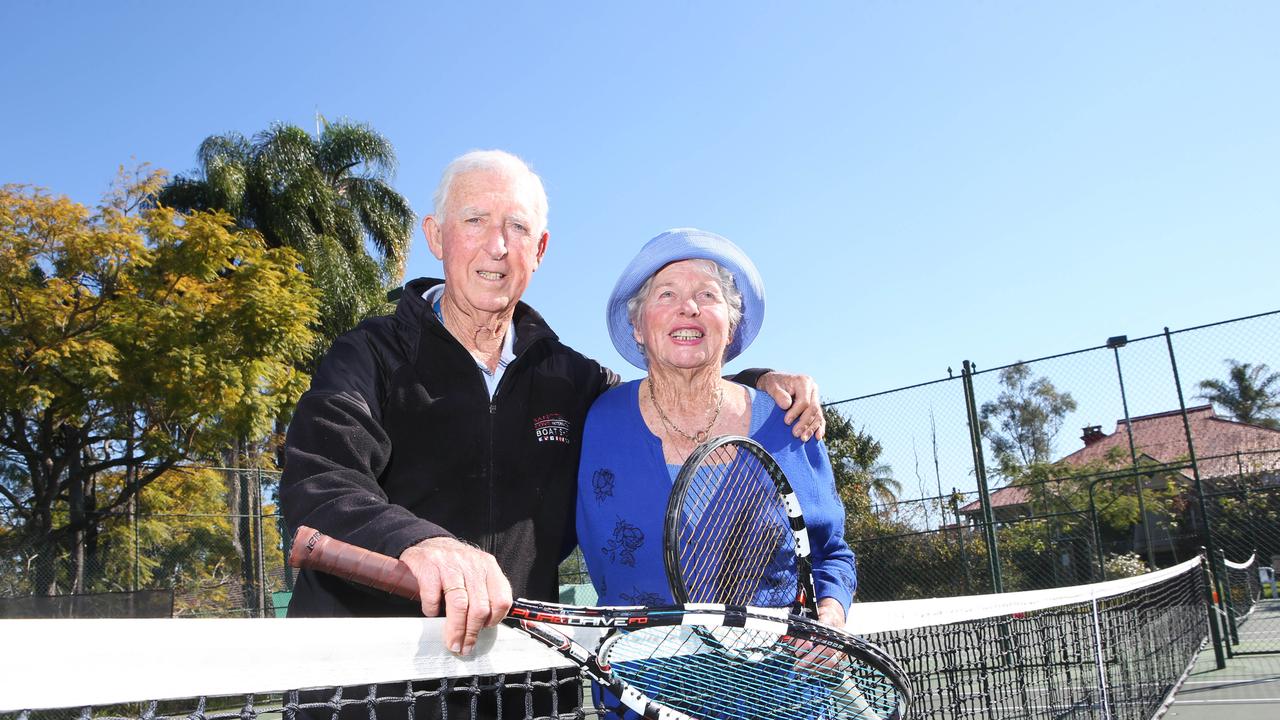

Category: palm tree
[823, 405, 902, 512]
[160, 121, 415, 611]
[853, 435, 902, 511]
[159, 120, 415, 365]
[1197, 360, 1280, 430]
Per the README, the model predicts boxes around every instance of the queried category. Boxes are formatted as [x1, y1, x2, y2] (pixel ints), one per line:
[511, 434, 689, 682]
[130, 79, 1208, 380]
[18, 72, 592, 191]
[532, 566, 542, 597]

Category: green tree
[1206, 488, 1280, 567]
[0, 172, 318, 596]
[1197, 359, 1280, 430]
[979, 363, 1078, 476]
[850, 524, 983, 601]
[823, 405, 901, 515]
[998, 455, 1186, 582]
[159, 120, 414, 365]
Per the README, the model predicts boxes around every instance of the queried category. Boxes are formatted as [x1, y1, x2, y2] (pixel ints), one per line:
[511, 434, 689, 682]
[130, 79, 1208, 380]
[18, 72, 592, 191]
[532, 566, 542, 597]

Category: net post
[1254, 547, 1266, 604]
[1269, 549, 1280, 601]
[1198, 550, 1227, 669]
[1215, 548, 1240, 648]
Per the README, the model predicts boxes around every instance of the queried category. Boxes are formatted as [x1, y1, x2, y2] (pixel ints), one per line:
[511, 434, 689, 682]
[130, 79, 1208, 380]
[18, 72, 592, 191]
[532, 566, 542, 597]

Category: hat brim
[606, 228, 765, 370]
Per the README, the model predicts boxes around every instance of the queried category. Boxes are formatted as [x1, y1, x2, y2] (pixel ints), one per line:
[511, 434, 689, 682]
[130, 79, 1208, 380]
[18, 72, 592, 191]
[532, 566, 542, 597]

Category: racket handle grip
[289, 525, 421, 601]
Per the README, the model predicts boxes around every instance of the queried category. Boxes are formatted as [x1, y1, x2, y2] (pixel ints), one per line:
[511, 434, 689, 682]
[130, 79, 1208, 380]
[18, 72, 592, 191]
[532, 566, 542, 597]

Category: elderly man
[280, 150, 825, 661]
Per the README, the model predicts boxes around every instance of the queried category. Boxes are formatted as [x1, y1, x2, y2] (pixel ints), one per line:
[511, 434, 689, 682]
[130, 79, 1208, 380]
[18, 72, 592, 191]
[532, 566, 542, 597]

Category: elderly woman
[575, 228, 856, 630]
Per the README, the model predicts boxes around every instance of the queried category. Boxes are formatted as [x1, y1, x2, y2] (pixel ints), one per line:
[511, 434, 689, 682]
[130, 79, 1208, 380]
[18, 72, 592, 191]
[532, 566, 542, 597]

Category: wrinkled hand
[816, 597, 846, 629]
[786, 600, 848, 673]
[399, 537, 513, 655]
[757, 371, 825, 441]
[784, 634, 841, 674]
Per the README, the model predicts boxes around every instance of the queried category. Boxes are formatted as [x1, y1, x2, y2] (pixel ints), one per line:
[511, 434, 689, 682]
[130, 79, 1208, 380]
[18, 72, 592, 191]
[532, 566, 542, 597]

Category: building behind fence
[2, 310, 1278, 616]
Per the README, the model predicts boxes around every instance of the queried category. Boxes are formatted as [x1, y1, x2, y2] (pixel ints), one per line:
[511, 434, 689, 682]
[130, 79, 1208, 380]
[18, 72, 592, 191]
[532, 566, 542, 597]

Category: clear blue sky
[4, 2, 1277, 406]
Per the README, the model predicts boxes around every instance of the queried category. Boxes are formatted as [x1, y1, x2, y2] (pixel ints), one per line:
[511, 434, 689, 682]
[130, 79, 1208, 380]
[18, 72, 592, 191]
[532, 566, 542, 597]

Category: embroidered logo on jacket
[533, 413, 571, 444]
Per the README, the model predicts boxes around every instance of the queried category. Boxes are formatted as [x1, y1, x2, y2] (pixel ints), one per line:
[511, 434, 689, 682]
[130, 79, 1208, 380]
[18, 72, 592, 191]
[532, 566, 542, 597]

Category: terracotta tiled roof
[957, 485, 1032, 515]
[958, 405, 1280, 516]
[1059, 405, 1280, 481]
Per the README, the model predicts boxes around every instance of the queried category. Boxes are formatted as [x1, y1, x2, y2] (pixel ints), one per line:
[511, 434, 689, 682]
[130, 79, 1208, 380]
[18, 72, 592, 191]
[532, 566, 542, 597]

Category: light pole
[1107, 335, 1157, 569]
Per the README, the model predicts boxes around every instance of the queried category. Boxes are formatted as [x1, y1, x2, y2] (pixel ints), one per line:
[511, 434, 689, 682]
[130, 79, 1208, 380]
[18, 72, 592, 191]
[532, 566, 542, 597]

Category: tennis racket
[665, 435, 818, 616]
[289, 526, 911, 720]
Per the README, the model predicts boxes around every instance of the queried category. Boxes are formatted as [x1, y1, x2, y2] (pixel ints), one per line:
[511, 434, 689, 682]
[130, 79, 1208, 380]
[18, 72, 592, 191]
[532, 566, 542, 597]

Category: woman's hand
[784, 599, 847, 672]
[816, 597, 846, 628]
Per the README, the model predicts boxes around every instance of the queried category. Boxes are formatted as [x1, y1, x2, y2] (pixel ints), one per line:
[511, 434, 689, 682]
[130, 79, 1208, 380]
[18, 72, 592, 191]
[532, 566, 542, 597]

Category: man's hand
[757, 371, 825, 441]
[400, 537, 513, 655]
[816, 597, 846, 628]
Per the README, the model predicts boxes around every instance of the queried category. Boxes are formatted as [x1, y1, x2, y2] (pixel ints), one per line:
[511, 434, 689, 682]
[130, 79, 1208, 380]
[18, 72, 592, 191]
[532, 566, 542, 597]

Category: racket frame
[664, 435, 819, 616]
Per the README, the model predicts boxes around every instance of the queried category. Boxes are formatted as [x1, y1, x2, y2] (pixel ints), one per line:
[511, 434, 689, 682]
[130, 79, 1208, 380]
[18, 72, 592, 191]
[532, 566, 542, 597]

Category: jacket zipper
[486, 399, 496, 554]
[479, 334, 546, 557]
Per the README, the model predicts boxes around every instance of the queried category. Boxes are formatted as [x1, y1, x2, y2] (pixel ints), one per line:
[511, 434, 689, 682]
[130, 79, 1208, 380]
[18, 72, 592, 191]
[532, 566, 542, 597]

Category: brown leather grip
[289, 525, 421, 601]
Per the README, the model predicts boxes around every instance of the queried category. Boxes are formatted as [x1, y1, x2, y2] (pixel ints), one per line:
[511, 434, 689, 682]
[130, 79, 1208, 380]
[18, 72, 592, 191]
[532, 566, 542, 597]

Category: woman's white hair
[625, 260, 744, 360]
[431, 150, 549, 234]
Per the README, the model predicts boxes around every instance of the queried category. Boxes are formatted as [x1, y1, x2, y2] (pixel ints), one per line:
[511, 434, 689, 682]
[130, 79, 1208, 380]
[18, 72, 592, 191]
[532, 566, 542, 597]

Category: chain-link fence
[1205, 470, 1280, 567]
[850, 485, 1103, 602]
[833, 309, 1280, 602]
[0, 467, 290, 618]
[3, 310, 1278, 617]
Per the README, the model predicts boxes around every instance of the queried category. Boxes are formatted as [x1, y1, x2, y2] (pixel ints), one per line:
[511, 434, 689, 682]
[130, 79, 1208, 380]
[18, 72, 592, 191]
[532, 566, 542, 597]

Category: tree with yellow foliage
[0, 169, 317, 597]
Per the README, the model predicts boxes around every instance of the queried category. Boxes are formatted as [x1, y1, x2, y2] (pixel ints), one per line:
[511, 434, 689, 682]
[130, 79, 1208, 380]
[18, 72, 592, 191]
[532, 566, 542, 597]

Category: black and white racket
[289, 526, 911, 720]
[665, 435, 818, 616]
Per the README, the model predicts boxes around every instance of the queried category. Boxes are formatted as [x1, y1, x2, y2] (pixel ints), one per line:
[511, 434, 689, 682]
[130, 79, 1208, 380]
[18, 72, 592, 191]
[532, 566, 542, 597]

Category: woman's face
[634, 259, 733, 374]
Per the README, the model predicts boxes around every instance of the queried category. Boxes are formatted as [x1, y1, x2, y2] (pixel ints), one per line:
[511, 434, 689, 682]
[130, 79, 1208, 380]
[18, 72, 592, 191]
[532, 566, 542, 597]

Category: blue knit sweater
[575, 380, 856, 611]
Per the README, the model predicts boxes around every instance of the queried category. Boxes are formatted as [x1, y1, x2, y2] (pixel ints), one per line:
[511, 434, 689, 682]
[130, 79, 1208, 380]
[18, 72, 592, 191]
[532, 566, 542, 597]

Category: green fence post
[1170, 323, 1227, 668]
[962, 360, 1003, 593]
[1198, 550, 1228, 670]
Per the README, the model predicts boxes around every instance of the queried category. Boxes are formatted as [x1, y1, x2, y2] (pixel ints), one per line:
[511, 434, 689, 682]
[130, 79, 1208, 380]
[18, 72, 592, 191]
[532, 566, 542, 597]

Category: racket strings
[677, 446, 798, 606]
[688, 459, 774, 599]
[604, 624, 903, 720]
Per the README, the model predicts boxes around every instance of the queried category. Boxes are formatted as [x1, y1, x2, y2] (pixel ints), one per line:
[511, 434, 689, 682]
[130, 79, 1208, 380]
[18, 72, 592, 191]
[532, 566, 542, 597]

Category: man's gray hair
[432, 150, 549, 234]
[625, 260, 744, 361]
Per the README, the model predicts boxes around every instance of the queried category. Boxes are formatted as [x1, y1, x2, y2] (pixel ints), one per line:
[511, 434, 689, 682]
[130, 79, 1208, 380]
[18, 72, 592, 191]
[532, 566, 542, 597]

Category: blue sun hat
[606, 228, 766, 370]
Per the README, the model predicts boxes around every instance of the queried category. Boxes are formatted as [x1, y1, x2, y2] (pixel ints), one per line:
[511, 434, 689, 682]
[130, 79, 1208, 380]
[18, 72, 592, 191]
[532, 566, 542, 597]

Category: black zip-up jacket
[281, 277, 618, 616]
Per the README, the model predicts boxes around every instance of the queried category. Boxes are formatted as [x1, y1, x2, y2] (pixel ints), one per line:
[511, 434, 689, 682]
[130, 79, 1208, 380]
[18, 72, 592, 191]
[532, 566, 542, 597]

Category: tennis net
[1, 557, 1209, 720]
[850, 556, 1209, 720]
[0, 616, 588, 720]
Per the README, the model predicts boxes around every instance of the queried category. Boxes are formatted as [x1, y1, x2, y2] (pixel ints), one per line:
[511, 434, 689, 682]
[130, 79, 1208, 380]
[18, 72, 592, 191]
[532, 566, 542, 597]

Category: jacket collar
[398, 277, 560, 355]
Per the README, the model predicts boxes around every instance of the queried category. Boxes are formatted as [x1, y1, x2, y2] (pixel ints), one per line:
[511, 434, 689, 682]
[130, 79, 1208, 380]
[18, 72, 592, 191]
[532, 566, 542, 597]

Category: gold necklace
[647, 379, 723, 443]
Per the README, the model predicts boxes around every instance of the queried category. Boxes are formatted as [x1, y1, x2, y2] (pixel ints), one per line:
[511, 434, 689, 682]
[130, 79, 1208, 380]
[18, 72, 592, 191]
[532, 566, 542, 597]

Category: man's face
[423, 168, 548, 317]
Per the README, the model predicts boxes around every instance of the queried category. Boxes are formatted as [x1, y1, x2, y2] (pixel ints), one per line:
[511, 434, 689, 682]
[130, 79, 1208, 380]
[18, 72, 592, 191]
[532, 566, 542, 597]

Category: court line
[1171, 698, 1280, 705]
[1181, 677, 1280, 688]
